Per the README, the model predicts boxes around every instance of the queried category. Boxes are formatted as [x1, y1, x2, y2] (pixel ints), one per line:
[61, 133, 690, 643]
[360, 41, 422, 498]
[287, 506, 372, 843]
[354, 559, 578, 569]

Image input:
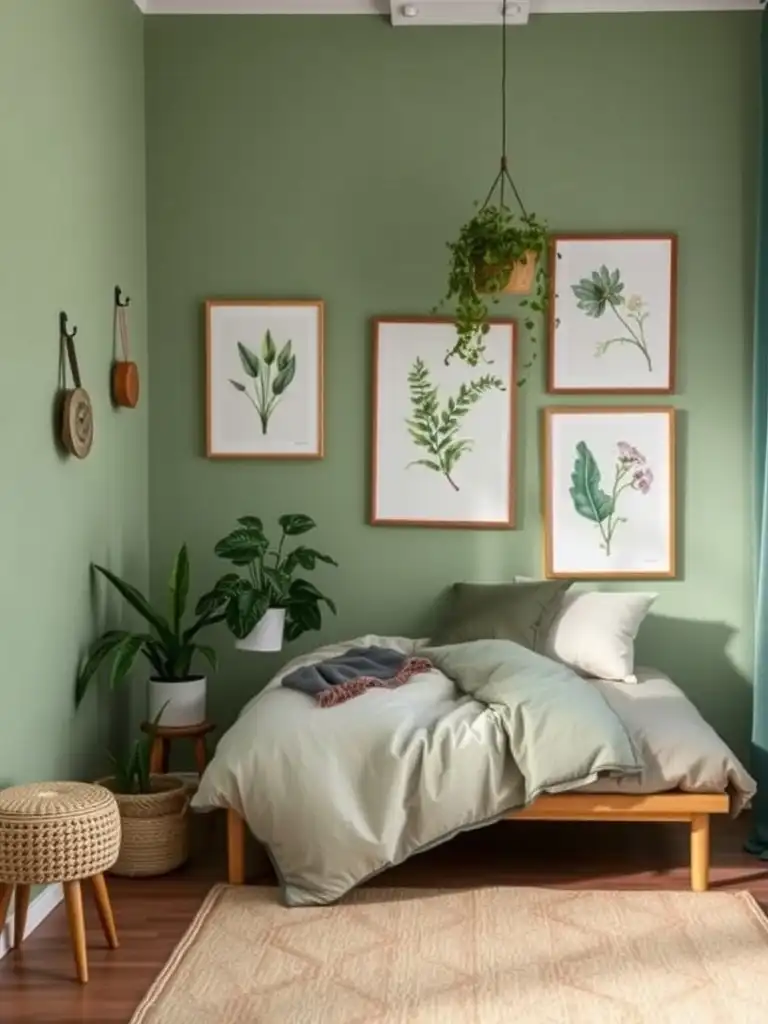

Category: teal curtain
[747, 3, 768, 860]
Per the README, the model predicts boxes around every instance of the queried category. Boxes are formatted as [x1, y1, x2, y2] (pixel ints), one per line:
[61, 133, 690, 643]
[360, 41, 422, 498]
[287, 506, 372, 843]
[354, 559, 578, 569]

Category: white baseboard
[0, 882, 64, 959]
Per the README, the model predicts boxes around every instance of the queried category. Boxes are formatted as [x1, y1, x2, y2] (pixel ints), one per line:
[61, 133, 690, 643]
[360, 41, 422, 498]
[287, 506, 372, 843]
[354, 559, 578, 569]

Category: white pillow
[514, 579, 656, 682]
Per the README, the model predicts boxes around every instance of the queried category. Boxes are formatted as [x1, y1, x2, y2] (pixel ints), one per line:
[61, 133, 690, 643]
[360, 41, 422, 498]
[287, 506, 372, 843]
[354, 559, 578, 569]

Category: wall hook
[115, 286, 131, 308]
[59, 311, 77, 341]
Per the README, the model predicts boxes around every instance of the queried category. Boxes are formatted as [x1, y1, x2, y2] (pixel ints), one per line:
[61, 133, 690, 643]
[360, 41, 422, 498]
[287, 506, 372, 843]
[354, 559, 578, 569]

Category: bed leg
[690, 814, 710, 893]
[227, 809, 246, 885]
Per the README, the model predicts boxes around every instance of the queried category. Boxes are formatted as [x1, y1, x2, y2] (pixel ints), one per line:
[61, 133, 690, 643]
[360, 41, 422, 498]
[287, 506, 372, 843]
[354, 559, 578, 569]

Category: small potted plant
[76, 545, 222, 727]
[439, 204, 549, 372]
[97, 710, 189, 877]
[197, 513, 337, 650]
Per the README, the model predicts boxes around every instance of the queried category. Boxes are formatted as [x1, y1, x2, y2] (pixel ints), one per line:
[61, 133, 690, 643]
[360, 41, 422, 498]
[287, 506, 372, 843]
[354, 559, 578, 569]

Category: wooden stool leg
[0, 884, 13, 939]
[13, 884, 30, 949]
[63, 880, 88, 983]
[90, 873, 119, 949]
[194, 736, 208, 776]
[227, 808, 245, 885]
[150, 736, 164, 775]
[690, 814, 710, 893]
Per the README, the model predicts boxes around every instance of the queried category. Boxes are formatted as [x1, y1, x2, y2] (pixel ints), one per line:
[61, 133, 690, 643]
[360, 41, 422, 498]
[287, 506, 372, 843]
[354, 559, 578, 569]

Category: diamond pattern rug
[129, 885, 768, 1024]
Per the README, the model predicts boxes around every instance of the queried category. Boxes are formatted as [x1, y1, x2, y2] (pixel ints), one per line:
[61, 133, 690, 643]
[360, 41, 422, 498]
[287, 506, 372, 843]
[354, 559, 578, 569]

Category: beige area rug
[130, 884, 768, 1024]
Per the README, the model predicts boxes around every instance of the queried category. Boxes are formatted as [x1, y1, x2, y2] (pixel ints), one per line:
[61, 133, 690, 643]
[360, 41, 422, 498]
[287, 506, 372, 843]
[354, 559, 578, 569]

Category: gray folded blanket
[282, 646, 432, 707]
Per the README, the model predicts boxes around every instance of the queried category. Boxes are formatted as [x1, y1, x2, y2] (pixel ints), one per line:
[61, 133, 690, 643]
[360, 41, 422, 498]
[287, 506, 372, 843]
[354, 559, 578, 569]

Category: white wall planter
[148, 676, 206, 727]
[235, 608, 285, 652]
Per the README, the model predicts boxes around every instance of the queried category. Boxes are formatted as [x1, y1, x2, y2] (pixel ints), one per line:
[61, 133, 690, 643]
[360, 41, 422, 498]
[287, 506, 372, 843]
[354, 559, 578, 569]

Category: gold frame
[226, 790, 728, 894]
[370, 316, 517, 529]
[543, 405, 676, 580]
[205, 299, 324, 460]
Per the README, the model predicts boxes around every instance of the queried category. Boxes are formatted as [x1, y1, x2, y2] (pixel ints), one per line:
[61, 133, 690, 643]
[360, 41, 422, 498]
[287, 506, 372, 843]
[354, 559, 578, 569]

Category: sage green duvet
[192, 636, 642, 906]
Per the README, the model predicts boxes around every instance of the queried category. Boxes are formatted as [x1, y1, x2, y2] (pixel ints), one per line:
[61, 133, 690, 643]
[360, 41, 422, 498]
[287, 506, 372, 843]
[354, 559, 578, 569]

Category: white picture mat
[373, 321, 514, 525]
[207, 303, 321, 456]
[547, 409, 674, 577]
[551, 237, 675, 392]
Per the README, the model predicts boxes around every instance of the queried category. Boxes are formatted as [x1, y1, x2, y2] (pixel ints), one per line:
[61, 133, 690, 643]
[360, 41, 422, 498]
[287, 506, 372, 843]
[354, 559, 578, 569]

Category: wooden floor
[1, 811, 767, 1022]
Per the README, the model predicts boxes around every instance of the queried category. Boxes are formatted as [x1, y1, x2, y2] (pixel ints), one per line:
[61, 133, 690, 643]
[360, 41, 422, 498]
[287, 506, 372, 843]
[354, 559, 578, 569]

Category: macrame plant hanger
[480, 1, 528, 220]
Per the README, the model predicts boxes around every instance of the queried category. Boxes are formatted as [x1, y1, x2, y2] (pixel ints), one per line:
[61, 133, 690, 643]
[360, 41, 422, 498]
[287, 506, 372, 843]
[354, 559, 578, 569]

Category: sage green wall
[146, 13, 759, 756]
[0, 0, 148, 786]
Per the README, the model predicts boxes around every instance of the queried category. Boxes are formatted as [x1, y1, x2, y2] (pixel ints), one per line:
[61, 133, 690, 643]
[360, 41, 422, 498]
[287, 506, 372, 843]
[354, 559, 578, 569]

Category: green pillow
[432, 580, 573, 652]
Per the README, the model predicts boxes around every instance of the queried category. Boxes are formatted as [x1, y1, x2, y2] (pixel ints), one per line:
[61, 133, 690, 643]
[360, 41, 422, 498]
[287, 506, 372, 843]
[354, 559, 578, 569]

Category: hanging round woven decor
[59, 314, 94, 459]
[112, 290, 139, 408]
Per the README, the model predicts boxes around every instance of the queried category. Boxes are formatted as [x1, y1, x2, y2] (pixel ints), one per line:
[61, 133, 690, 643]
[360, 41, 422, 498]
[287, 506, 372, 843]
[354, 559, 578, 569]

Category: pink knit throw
[316, 657, 433, 708]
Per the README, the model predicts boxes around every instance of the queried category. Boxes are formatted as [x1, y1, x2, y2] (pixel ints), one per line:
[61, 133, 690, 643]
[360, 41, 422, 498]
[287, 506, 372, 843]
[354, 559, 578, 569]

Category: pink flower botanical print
[570, 440, 653, 556]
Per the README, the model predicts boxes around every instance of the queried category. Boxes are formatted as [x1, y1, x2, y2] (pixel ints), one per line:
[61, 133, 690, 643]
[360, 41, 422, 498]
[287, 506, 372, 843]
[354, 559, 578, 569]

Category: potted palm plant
[97, 710, 189, 877]
[440, 203, 548, 370]
[76, 545, 222, 727]
[197, 513, 337, 651]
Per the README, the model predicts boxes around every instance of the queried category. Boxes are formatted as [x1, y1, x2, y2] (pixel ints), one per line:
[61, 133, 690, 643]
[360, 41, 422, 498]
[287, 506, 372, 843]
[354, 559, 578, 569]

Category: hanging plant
[441, 203, 548, 372]
[436, 2, 550, 383]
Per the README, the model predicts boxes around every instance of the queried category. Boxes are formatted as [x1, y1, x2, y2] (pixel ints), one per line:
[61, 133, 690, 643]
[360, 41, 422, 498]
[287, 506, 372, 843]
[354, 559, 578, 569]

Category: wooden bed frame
[225, 791, 729, 893]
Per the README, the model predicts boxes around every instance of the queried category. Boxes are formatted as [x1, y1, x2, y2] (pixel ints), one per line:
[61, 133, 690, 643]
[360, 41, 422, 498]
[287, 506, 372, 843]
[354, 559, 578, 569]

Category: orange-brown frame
[370, 316, 518, 529]
[205, 299, 324, 460]
[547, 233, 678, 395]
[226, 790, 728, 893]
[542, 406, 677, 580]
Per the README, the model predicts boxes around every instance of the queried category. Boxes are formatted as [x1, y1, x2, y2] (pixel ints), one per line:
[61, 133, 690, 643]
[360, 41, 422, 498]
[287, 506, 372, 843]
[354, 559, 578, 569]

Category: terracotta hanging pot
[475, 250, 538, 296]
[112, 289, 140, 408]
[59, 313, 94, 460]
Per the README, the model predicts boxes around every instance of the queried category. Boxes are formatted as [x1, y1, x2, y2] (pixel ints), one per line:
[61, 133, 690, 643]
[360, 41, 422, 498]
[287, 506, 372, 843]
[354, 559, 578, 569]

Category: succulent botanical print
[405, 357, 504, 492]
[571, 266, 653, 371]
[230, 331, 296, 435]
[570, 440, 653, 556]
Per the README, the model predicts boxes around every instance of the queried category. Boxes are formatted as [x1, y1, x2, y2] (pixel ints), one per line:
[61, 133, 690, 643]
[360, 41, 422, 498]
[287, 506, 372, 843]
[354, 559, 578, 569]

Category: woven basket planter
[95, 775, 189, 878]
[475, 250, 538, 295]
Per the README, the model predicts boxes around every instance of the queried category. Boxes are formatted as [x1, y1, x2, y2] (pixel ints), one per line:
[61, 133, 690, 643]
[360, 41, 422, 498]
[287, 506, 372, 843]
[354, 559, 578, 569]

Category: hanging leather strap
[117, 305, 131, 362]
[64, 334, 82, 389]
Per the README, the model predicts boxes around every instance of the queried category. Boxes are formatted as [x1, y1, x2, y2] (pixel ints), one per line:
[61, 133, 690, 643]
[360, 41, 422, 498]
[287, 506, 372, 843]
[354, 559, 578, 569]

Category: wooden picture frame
[548, 234, 678, 394]
[543, 406, 676, 579]
[205, 299, 324, 460]
[371, 317, 517, 529]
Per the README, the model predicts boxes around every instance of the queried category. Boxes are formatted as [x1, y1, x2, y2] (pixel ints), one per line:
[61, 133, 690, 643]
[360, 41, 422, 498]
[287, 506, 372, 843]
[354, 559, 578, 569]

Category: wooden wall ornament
[59, 312, 94, 459]
[112, 287, 139, 408]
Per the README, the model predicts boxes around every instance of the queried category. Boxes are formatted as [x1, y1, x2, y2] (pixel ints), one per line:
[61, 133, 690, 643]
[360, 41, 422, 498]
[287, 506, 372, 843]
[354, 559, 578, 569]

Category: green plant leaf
[278, 513, 316, 536]
[75, 630, 131, 707]
[237, 342, 261, 378]
[169, 544, 190, 635]
[229, 379, 246, 392]
[277, 339, 293, 371]
[262, 565, 291, 602]
[215, 524, 269, 565]
[237, 515, 264, 531]
[261, 330, 277, 365]
[283, 546, 338, 573]
[108, 634, 145, 692]
[193, 643, 218, 672]
[226, 586, 269, 639]
[272, 355, 296, 397]
[92, 564, 174, 647]
[407, 458, 442, 473]
[569, 441, 615, 524]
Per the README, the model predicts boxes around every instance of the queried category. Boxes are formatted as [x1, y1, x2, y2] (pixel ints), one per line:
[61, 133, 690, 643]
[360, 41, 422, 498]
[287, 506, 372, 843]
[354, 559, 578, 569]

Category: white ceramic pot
[148, 676, 206, 727]
[235, 608, 285, 652]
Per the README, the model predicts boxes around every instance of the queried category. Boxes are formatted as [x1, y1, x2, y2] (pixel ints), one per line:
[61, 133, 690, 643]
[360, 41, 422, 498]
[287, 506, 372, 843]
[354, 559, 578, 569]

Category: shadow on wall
[637, 613, 752, 758]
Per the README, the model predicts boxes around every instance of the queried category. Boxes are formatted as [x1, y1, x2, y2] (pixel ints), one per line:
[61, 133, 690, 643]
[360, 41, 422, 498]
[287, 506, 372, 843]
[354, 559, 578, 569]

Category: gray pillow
[432, 580, 573, 652]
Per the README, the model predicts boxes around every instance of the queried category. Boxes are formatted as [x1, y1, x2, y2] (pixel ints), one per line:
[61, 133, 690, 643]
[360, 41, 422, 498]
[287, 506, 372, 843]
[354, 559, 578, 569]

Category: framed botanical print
[543, 407, 676, 579]
[548, 234, 677, 394]
[205, 299, 323, 459]
[371, 317, 516, 528]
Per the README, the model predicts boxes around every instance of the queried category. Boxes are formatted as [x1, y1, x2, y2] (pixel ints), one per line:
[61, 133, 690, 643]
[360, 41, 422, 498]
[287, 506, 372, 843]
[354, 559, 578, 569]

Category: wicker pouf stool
[0, 781, 122, 983]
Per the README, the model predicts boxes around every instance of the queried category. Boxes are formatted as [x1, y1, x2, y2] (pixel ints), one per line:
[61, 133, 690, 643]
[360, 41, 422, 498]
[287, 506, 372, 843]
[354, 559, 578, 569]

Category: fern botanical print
[571, 266, 653, 371]
[230, 330, 296, 434]
[570, 440, 653, 556]
[405, 357, 504, 491]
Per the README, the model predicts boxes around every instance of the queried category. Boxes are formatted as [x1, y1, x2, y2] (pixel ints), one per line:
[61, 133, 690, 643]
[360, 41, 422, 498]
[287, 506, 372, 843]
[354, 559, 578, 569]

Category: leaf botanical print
[570, 440, 653, 556]
[229, 331, 296, 435]
[571, 265, 653, 371]
[405, 357, 504, 492]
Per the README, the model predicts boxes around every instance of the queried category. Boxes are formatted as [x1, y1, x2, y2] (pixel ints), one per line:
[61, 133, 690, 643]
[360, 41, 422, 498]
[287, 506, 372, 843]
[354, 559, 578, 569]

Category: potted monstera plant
[197, 513, 337, 651]
[75, 545, 222, 727]
[439, 204, 549, 371]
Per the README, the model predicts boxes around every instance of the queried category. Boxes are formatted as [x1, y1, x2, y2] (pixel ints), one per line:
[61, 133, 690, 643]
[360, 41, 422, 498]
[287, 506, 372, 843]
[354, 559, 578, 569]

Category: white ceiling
[132, 0, 760, 16]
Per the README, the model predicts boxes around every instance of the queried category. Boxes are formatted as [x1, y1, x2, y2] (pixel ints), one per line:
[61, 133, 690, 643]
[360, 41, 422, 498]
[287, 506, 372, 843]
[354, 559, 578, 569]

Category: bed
[192, 636, 755, 904]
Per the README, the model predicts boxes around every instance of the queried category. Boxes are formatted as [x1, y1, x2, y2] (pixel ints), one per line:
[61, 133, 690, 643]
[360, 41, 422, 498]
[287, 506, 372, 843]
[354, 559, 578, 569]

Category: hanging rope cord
[481, 1, 528, 218]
